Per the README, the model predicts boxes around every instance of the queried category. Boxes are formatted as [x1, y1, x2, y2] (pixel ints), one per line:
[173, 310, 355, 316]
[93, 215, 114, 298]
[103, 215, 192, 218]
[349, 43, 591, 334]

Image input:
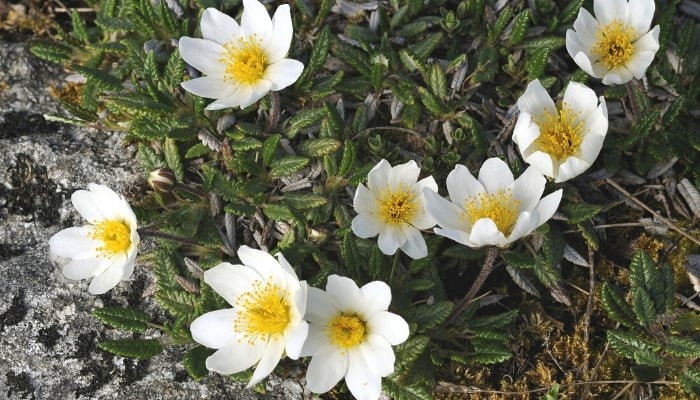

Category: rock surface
[0, 42, 306, 400]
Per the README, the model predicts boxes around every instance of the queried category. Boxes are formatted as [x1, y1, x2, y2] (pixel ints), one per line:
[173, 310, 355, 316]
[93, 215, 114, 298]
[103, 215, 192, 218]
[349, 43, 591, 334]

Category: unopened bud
[148, 168, 176, 194]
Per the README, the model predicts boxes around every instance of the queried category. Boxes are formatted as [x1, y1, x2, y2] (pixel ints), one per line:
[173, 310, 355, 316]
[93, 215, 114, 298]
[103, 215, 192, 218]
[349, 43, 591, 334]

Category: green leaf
[394, 335, 430, 371]
[287, 107, 327, 138]
[383, 379, 432, 400]
[409, 32, 445, 60]
[417, 86, 448, 115]
[262, 135, 281, 166]
[71, 65, 123, 91]
[298, 138, 342, 157]
[283, 193, 329, 210]
[631, 287, 656, 327]
[629, 251, 667, 313]
[510, 9, 530, 46]
[263, 203, 296, 221]
[526, 47, 551, 79]
[98, 339, 162, 360]
[470, 347, 512, 364]
[559, 0, 585, 23]
[269, 156, 310, 179]
[297, 25, 331, 90]
[28, 40, 73, 63]
[666, 336, 700, 358]
[399, 49, 428, 76]
[673, 312, 700, 334]
[502, 251, 535, 268]
[338, 140, 357, 177]
[92, 308, 150, 333]
[607, 330, 660, 358]
[184, 346, 215, 381]
[428, 62, 448, 99]
[163, 138, 184, 182]
[137, 142, 165, 171]
[467, 310, 518, 330]
[184, 143, 210, 159]
[156, 290, 200, 320]
[600, 283, 638, 329]
[521, 36, 565, 50]
[681, 368, 700, 396]
[563, 202, 602, 223]
[411, 301, 453, 330]
[631, 364, 662, 382]
[70, 9, 90, 42]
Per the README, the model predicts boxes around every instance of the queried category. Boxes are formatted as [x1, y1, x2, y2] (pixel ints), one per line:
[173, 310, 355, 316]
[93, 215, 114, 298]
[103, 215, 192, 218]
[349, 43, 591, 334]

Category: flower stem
[389, 252, 400, 285]
[137, 227, 206, 249]
[447, 246, 500, 325]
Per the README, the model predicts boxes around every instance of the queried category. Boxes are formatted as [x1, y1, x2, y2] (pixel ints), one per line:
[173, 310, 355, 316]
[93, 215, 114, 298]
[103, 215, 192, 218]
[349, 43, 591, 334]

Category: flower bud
[148, 168, 176, 194]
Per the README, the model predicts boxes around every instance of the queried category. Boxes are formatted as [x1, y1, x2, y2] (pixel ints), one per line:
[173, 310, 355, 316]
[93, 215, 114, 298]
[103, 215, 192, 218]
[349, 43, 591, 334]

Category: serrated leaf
[601, 283, 638, 328]
[673, 312, 700, 334]
[411, 301, 453, 330]
[287, 107, 327, 138]
[631, 364, 662, 381]
[138, 142, 165, 171]
[297, 25, 331, 90]
[283, 193, 328, 210]
[184, 346, 215, 381]
[383, 379, 432, 400]
[559, 0, 584, 23]
[184, 143, 210, 159]
[156, 289, 200, 319]
[506, 265, 541, 298]
[526, 46, 551, 79]
[563, 243, 589, 267]
[399, 49, 428, 76]
[666, 336, 700, 358]
[417, 86, 448, 114]
[607, 330, 660, 358]
[263, 203, 296, 221]
[631, 286, 656, 327]
[71, 65, 123, 91]
[269, 156, 310, 179]
[92, 308, 150, 333]
[98, 339, 162, 360]
[521, 36, 565, 50]
[298, 138, 342, 157]
[510, 9, 530, 46]
[163, 138, 184, 182]
[470, 348, 512, 364]
[394, 335, 430, 371]
[681, 368, 700, 395]
[28, 40, 73, 63]
[409, 31, 444, 60]
[629, 251, 666, 313]
[563, 202, 602, 223]
[467, 310, 518, 330]
[501, 251, 534, 268]
[428, 62, 447, 99]
[338, 140, 357, 177]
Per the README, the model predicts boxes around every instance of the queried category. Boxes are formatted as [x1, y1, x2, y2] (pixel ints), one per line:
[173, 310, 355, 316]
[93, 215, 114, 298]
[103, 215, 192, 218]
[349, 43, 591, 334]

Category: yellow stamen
[327, 313, 366, 350]
[592, 20, 635, 69]
[220, 36, 268, 84]
[464, 189, 520, 235]
[377, 184, 418, 225]
[234, 280, 291, 343]
[535, 104, 584, 160]
[90, 220, 131, 257]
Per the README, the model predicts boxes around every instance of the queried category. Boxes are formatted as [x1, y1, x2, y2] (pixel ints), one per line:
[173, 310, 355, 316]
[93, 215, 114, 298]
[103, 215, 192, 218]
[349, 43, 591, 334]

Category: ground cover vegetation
[7, 0, 700, 397]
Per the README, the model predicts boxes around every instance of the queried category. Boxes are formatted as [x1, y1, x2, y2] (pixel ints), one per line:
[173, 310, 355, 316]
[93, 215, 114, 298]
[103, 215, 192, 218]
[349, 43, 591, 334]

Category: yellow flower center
[593, 20, 635, 69]
[221, 36, 268, 84]
[464, 189, 521, 235]
[327, 313, 366, 350]
[234, 280, 291, 343]
[377, 184, 418, 225]
[534, 104, 584, 160]
[90, 220, 131, 257]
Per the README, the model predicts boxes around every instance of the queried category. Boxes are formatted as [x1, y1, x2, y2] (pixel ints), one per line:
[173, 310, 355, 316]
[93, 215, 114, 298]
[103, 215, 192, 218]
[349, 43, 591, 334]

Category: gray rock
[0, 42, 307, 400]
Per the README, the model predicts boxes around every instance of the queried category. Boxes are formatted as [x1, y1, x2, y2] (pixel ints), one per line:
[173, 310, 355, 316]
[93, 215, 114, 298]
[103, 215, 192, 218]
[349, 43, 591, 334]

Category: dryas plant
[30, 0, 700, 398]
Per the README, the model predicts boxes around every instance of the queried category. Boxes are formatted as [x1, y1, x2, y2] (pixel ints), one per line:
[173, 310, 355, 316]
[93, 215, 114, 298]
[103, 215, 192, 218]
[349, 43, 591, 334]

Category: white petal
[240, 81, 274, 108]
[517, 79, 556, 116]
[353, 184, 378, 214]
[276, 251, 300, 281]
[305, 344, 348, 394]
[327, 275, 362, 313]
[572, 8, 600, 47]
[120, 250, 136, 280]
[49, 226, 97, 259]
[511, 167, 546, 212]
[563, 82, 599, 119]
[206, 340, 265, 375]
[248, 338, 285, 387]
[433, 227, 476, 247]
[367, 311, 409, 345]
[513, 113, 541, 153]
[555, 156, 590, 182]
[359, 280, 392, 316]
[627, 26, 660, 79]
[71, 189, 107, 223]
[346, 350, 382, 400]
[178, 37, 225, 77]
[62, 257, 107, 280]
[594, 0, 627, 26]
[190, 309, 237, 349]
[351, 213, 383, 239]
[478, 158, 514, 193]
[265, 5, 294, 62]
[367, 159, 391, 192]
[446, 164, 483, 206]
[399, 226, 428, 259]
[284, 320, 308, 359]
[359, 334, 396, 377]
[626, 0, 656, 36]
[180, 76, 235, 99]
[535, 189, 563, 225]
[237, 245, 280, 281]
[203, 262, 259, 306]
[388, 160, 420, 191]
[572, 49, 602, 78]
[579, 122, 607, 165]
[264, 59, 304, 91]
[305, 286, 335, 324]
[201, 8, 241, 44]
[377, 225, 404, 256]
[507, 211, 541, 243]
[241, 0, 273, 41]
[411, 209, 437, 230]
[469, 219, 508, 247]
[87, 259, 125, 294]
[602, 66, 634, 85]
[414, 175, 438, 194]
[300, 325, 328, 357]
[523, 150, 556, 179]
[422, 189, 465, 231]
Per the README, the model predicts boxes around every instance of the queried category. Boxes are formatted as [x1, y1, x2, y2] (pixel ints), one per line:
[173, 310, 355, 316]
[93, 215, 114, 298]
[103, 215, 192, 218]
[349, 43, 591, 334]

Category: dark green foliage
[184, 346, 215, 380]
[98, 339, 163, 360]
[92, 308, 151, 333]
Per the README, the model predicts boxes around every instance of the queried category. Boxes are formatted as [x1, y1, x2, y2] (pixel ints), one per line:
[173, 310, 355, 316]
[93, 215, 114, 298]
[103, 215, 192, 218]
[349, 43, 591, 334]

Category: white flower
[513, 79, 608, 183]
[351, 159, 437, 259]
[48, 183, 139, 294]
[189, 246, 308, 387]
[566, 0, 660, 85]
[178, 1, 304, 110]
[423, 158, 562, 248]
[302, 275, 409, 400]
